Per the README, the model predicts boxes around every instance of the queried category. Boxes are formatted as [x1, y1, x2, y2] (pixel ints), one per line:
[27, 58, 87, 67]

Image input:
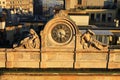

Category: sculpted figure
[54, 10, 68, 18]
[81, 29, 95, 49]
[14, 29, 40, 49]
[81, 29, 108, 50]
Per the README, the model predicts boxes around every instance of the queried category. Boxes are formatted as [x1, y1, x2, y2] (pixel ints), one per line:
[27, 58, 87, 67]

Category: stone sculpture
[81, 29, 95, 49]
[54, 10, 68, 18]
[81, 29, 108, 50]
[13, 11, 108, 50]
[14, 29, 40, 49]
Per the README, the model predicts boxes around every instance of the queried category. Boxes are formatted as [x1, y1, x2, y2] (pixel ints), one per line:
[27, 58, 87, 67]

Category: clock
[51, 24, 72, 43]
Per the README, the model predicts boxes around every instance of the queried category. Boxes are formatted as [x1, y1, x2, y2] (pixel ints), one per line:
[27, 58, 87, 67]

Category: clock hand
[60, 37, 62, 42]
[60, 31, 65, 36]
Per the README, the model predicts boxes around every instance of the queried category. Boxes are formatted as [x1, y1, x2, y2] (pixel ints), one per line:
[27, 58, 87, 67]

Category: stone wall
[108, 50, 120, 69]
[0, 49, 6, 68]
[0, 49, 120, 69]
[41, 52, 74, 68]
[75, 50, 108, 68]
[7, 49, 40, 68]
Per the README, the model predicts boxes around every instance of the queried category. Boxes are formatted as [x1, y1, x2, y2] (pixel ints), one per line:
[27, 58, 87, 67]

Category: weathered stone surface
[0, 53, 6, 61]
[4, 14, 111, 69]
[75, 61, 107, 68]
[41, 52, 74, 68]
[76, 52, 108, 61]
[7, 49, 40, 61]
[75, 51, 108, 68]
[6, 49, 40, 68]
[41, 62, 73, 68]
[13, 29, 40, 49]
[7, 52, 40, 61]
[41, 16, 79, 52]
[6, 61, 40, 68]
[0, 49, 6, 67]
[0, 61, 5, 68]
[108, 50, 120, 69]
[80, 29, 108, 50]
[41, 52, 74, 61]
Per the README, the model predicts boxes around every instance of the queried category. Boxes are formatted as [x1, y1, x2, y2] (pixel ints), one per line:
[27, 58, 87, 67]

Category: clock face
[51, 24, 72, 43]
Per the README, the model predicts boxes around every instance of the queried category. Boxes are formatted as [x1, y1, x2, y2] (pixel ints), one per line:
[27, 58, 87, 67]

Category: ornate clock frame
[41, 16, 81, 52]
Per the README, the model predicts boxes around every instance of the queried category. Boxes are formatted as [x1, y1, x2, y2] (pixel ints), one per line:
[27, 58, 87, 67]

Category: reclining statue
[81, 29, 108, 50]
[13, 29, 40, 49]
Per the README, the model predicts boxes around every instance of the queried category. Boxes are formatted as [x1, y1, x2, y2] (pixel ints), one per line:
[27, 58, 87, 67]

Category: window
[99, 36, 102, 42]
[105, 36, 109, 44]
[96, 13, 101, 22]
[107, 13, 112, 22]
[78, 0, 82, 4]
[102, 14, 106, 22]
[91, 13, 95, 21]
[114, 0, 117, 3]
[96, 35, 103, 43]
[96, 35, 109, 44]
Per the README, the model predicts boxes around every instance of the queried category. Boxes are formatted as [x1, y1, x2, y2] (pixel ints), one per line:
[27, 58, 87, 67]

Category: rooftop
[78, 25, 120, 30]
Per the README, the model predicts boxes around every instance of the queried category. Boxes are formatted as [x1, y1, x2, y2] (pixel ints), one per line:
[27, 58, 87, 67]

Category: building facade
[64, 0, 117, 27]
[33, 0, 43, 15]
[117, 0, 120, 20]
[78, 0, 105, 7]
[0, 0, 6, 8]
[65, 0, 116, 9]
[117, 0, 120, 8]
[78, 0, 115, 7]
[65, 0, 78, 9]
[87, 9, 116, 27]
[5, 0, 33, 13]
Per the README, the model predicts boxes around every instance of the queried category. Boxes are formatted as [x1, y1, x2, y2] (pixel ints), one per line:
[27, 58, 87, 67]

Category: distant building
[0, 8, 2, 13]
[117, 0, 120, 8]
[5, 0, 33, 14]
[64, 0, 78, 10]
[69, 13, 89, 26]
[117, 0, 120, 17]
[64, 0, 117, 27]
[63, 0, 120, 45]
[33, 0, 43, 15]
[82, 0, 115, 8]
[0, 0, 6, 8]
[64, 0, 116, 9]
[78, 0, 105, 7]
[42, 0, 64, 19]
[87, 9, 116, 27]
[0, 12, 6, 29]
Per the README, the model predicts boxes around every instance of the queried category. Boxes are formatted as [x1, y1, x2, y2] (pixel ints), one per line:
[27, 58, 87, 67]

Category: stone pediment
[40, 12, 108, 51]
[13, 11, 108, 51]
[41, 15, 81, 51]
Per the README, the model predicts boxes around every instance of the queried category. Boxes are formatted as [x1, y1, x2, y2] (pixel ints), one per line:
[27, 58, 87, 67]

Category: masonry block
[75, 51, 108, 68]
